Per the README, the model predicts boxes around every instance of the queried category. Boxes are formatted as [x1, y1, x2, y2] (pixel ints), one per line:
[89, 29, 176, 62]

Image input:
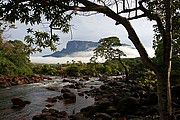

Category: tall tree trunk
[157, 0, 173, 119]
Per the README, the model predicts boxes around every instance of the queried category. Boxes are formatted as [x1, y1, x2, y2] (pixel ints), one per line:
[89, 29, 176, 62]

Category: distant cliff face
[66, 41, 98, 51]
[43, 40, 99, 57]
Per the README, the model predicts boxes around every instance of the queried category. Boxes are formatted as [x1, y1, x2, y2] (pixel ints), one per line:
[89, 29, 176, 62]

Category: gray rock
[63, 92, 76, 99]
[11, 97, 26, 107]
[116, 97, 140, 115]
[73, 113, 89, 120]
[95, 113, 112, 120]
[61, 88, 71, 93]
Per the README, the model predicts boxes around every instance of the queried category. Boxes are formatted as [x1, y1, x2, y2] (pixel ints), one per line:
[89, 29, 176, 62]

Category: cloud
[30, 46, 154, 64]
[6, 14, 155, 57]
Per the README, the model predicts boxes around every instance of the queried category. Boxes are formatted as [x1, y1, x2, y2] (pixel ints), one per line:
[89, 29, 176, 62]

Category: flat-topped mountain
[43, 40, 131, 57]
[43, 40, 99, 57]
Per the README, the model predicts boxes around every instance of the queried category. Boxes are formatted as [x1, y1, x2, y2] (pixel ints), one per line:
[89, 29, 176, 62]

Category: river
[0, 77, 103, 120]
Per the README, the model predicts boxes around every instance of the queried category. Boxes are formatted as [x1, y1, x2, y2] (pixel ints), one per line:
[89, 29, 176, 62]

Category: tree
[0, 22, 33, 75]
[0, 0, 177, 119]
[91, 36, 129, 81]
[153, 1, 180, 84]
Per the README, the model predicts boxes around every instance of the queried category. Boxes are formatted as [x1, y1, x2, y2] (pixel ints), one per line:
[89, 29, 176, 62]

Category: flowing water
[0, 77, 103, 120]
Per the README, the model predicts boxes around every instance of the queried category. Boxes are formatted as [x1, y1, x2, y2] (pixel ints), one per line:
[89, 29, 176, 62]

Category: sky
[5, 13, 156, 64]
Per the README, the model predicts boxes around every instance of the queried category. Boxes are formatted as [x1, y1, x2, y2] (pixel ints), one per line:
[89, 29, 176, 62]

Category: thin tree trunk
[118, 56, 129, 82]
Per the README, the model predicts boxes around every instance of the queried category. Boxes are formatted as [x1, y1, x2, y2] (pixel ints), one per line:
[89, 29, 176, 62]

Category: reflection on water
[0, 77, 102, 120]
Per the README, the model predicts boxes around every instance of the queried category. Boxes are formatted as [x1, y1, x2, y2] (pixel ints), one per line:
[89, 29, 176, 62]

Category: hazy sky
[6, 14, 155, 53]
[5, 13, 156, 63]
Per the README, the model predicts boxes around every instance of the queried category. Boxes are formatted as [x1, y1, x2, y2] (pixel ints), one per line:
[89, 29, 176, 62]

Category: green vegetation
[0, 22, 33, 76]
[31, 57, 158, 83]
[91, 37, 128, 81]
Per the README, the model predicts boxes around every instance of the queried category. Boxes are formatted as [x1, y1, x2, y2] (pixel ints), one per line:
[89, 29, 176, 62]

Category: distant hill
[43, 40, 131, 57]
[43, 40, 99, 57]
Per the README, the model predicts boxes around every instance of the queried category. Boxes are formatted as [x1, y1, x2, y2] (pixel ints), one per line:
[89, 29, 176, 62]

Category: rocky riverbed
[1, 75, 180, 120]
[32, 76, 180, 120]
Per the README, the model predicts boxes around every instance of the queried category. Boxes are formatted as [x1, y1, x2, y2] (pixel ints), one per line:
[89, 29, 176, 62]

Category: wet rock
[95, 113, 112, 120]
[107, 80, 118, 86]
[78, 92, 84, 96]
[61, 88, 71, 93]
[57, 95, 64, 100]
[69, 84, 75, 88]
[41, 108, 69, 118]
[62, 79, 71, 82]
[24, 100, 31, 104]
[96, 100, 113, 109]
[11, 97, 26, 107]
[0, 75, 43, 88]
[74, 83, 83, 89]
[79, 79, 85, 82]
[104, 106, 117, 115]
[100, 85, 107, 90]
[46, 97, 57, 103]
[83, 76, 90, 80]
[63, 99, 76, 104]
[116, 97, 140, 115]
[0, 81, 11, 88]
[73, 113, 88, 120]
[41, 75, 52, 80]
[63, 92, 76, 99]
[46, 86, 59, 91]
[45, 103, 54, 107]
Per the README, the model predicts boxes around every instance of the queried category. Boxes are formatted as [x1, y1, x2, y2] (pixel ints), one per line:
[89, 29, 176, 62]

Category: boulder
[46, 97, 57, 103]
[45, 103, 54, 107]
[24, 100, 31, 104]
[69, 84, 75, 88]
[116, 97, 140, 115]
[63, 92, 76, 99]
[61, 88, 71, 93]
[78, 92, 84, 96]
[95, 113, 112, 120]
[83, 76, 90, 80]
[73, 113, 88, 120]
[62, 79, 71, 82]
[46, 86, 59, 91]
[11, 97, 26, 107]
[41, 108, 69, 118]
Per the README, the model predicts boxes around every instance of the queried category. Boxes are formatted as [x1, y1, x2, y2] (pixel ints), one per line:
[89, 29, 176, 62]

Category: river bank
[0, 75, 52, 88]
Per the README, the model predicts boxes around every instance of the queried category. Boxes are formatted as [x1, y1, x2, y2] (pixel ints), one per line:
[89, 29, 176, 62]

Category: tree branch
[69, 0, 159, 72]
[138, 0, 166, 40]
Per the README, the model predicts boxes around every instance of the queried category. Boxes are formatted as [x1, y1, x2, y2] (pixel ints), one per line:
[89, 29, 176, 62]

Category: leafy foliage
[0, 23, 33, 75]
[91, 37, 129, 81]
[136, 71, 157, 92]
[91, 37, 126, 61]
[0, 0, 74, 52]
